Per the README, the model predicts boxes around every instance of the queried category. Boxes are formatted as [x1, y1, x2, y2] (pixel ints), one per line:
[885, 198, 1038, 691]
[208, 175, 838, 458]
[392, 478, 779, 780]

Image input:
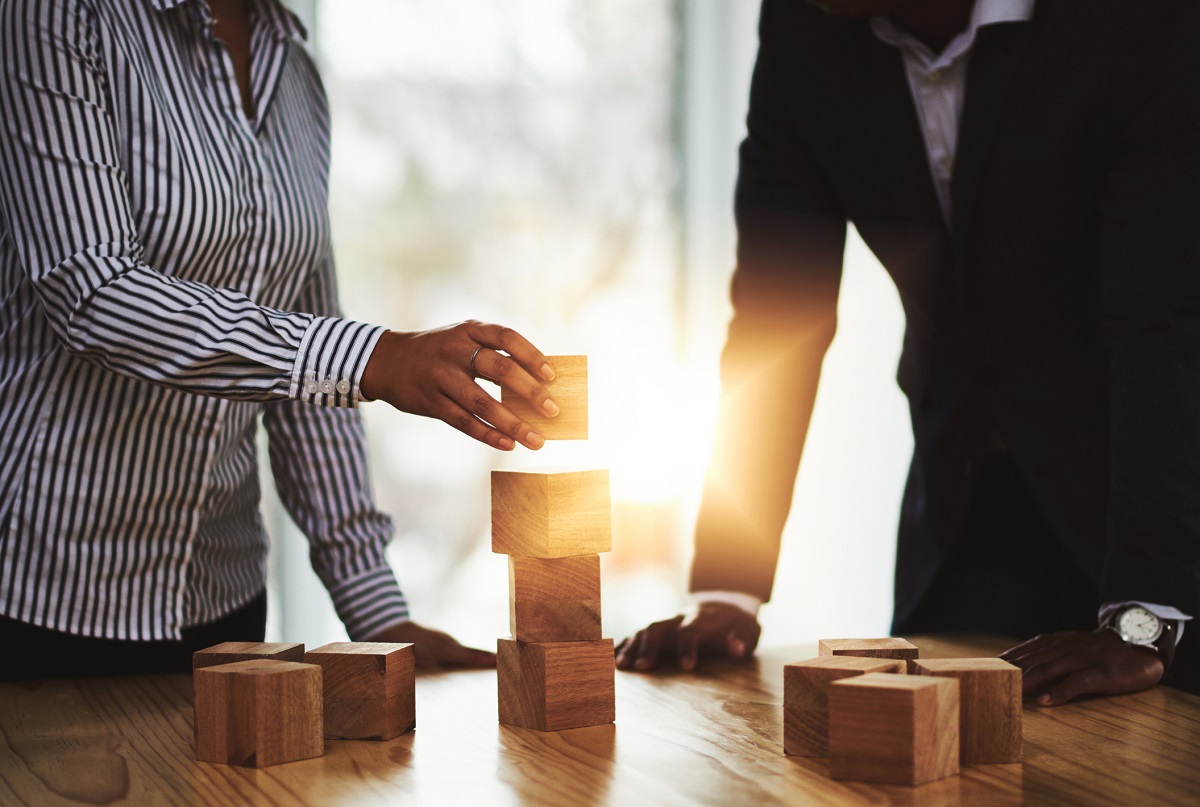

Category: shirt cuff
[1100, 601, 1193, 645]
[327, 565, 411, 640]
[290, 317, 386, 407]
[690, 590, 763, 617]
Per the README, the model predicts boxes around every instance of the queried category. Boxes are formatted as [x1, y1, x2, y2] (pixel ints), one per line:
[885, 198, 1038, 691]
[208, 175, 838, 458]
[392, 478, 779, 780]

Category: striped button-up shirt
[0, 0, 410, 641]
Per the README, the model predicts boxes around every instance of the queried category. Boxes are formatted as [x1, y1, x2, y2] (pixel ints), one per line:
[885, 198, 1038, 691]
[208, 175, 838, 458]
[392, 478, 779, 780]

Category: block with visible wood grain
[492, 469, 611, 558]
[909, 658, 1022, 764]
[304, 642, 415, 740]
[509, 555, 602, 642]
[193, 659, 323, 767]
[783, 656, 906, 757]
[501, 355, 588, 440]
[828, 672, 959, 786]
[818, 638, 920, 662]
[192, 641, 305, 670]
[497, 638, 615, 731]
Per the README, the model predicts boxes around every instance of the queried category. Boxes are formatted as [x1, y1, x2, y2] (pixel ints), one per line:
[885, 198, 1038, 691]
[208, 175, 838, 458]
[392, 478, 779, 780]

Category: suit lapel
[841, 29, 946, 238]
[951, 21, 1035, 265]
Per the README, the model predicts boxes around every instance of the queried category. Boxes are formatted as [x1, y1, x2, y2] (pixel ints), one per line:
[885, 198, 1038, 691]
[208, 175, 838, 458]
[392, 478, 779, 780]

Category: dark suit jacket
[690, 0, 1200, 649]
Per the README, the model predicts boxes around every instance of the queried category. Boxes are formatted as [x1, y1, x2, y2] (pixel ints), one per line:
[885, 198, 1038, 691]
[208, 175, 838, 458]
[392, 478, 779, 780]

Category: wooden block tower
[493, 356, 616, 731]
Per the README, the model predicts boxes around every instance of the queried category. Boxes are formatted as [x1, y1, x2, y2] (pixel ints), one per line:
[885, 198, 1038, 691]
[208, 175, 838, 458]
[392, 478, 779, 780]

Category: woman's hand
[367, 620, 497, 669]
[360, 320, 558, 451]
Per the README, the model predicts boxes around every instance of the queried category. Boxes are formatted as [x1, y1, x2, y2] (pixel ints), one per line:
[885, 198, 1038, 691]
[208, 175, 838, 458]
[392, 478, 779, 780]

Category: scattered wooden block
[193, 660, 323, 767]
[829, 672, 959, 786]
[304, 642, 416, 741]
[909, 658, 1022, 764]
[818, 638, 919, 662]
[497, 638, 615, 731]
[783, 656, 906, 757]
[501, 355, 588, 440]
[509, 555, 602, 642]
[192, 642, 305, 670]
[492, 469, 611, 558]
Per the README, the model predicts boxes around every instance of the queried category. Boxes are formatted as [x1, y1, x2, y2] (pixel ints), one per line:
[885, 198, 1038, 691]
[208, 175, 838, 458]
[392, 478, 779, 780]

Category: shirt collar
[146, 0, 307, 42]
[871, 0, 1034, 68]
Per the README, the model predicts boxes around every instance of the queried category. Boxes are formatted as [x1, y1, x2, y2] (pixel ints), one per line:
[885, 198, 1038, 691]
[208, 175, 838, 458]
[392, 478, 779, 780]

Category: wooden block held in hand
[501, 355, 588, 440]
[193, 642, 305, 670]
[497, 638, 615, 731]
[492, 469, 611, 557]
[818, 638, 920, 662]
[783, 656, 906, 757]
[909, 658, 1022, 764]
[829, 672, 959, 786]
[304, 642, 416, 741]
[510, 555, 602, 642]
[194, 660, 323, 767]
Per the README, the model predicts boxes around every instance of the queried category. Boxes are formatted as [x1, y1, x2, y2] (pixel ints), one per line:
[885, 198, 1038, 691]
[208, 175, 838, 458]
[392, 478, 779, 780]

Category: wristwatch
[1103, 605, 1178, 671]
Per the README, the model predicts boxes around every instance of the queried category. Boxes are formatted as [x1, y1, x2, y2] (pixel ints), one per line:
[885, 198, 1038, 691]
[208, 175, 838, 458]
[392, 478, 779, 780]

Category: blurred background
[264, 0, 914, 653]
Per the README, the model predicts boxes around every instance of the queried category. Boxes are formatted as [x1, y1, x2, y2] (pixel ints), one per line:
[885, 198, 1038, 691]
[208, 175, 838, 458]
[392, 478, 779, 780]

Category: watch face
[1117, 606, 1162, 643]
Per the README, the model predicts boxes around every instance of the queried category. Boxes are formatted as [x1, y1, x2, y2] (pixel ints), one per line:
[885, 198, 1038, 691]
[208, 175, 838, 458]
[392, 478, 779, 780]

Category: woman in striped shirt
[0, 0, 559, 677]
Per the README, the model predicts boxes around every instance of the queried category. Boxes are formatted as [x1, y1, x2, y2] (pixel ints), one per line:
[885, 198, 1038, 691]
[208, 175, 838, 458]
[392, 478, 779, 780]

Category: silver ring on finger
[469, 345, 485, 378]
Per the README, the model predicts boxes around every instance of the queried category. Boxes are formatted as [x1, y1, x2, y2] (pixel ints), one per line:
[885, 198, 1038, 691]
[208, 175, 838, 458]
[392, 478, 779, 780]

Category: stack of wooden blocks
[193, 640, 416, 767]
[493, 356, 616, 731]
[783, 638, 1022, 786]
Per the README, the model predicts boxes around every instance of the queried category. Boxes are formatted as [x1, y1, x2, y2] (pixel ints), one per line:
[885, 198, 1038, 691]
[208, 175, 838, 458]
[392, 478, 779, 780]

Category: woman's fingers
[464, 321, 555, 382]
[471, 348, 559, 418]
[442, 381, 545, 451]
[435, 395, 517, 451]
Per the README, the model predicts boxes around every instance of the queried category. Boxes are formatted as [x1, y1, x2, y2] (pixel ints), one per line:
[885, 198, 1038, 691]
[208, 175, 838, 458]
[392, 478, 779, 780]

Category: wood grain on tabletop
[1, 635, 1198, 806]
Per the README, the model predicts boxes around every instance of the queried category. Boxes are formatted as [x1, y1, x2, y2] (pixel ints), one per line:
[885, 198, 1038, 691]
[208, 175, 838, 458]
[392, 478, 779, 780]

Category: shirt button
[939, 156, 953, 172]
[320, 379, 335, 394]
[927, 69, 941, 83]
[305, 381, 319, 394]
[336, 380, 351, 395]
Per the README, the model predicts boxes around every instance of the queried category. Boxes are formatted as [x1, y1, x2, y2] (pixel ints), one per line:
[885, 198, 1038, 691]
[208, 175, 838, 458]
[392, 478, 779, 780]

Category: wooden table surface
[2, 634, 1198, 806]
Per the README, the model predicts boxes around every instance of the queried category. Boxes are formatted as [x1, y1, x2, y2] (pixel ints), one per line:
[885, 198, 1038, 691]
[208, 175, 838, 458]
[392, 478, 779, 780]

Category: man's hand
[360, 320, 557, 452]
[367, 621, 496, 669]
[615, 602, 762, 672]
[999, 629, 1164, 706]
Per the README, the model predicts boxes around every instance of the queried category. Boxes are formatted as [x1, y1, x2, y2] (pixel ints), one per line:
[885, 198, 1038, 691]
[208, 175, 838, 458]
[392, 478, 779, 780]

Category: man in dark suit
[618, 0, 1200, 699]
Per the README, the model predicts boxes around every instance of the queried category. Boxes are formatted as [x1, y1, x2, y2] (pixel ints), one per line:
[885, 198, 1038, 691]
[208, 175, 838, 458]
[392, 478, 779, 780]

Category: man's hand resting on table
[1000, 629, 1164, 706]
[368, 621, 496, 669]
[615, 602, 762, 672]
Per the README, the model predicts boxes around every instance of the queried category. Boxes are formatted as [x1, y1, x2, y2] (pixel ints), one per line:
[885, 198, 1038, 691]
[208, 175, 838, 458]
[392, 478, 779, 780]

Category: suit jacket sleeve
[690, 0, 848, 601]
[1097, 1, 1200, 620]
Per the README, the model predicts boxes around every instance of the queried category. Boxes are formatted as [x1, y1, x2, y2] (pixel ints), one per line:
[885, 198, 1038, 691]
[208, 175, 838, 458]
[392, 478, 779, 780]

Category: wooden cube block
[304, 642, 416, 741]
[492, 470, 611, 558]
[829, 672, 959, 786]
[783, 656, 906, 757]
[193, 642, 305, 670]
[501, 355, 587, 440]
[510, 555, 602, 642]
[323, 693, 416, 741]
[497, 638, 614, 731]
[818, 638, 920, 662]
[194, 660, 323, 767]
[909, 658, 1022, 764]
